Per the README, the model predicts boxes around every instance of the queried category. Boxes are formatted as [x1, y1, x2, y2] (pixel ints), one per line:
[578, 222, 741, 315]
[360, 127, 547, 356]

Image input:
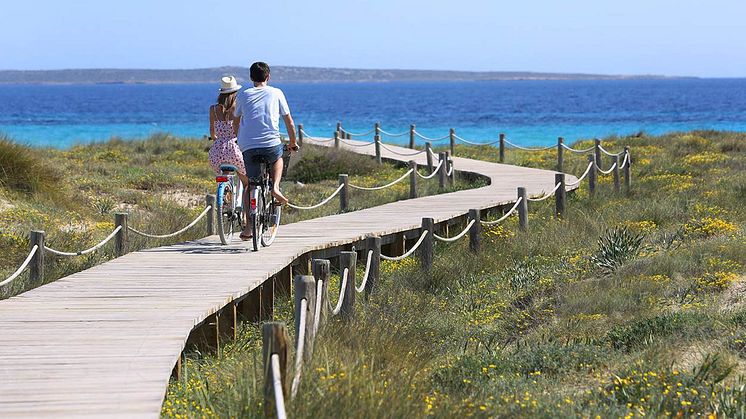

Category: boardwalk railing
[1, 124, 631, 301]
[259, 137, 632, 417]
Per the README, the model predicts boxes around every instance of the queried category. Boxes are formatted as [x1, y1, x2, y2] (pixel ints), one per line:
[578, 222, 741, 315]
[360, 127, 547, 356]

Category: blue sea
[1, 79, 746, 148]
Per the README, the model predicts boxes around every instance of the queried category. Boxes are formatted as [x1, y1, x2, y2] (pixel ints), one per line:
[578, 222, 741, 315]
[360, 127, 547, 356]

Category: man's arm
[282, 113, 297, 148]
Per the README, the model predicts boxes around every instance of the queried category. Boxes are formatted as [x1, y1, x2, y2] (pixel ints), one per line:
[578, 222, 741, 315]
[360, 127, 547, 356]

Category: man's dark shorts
[242, 144, 284, 180]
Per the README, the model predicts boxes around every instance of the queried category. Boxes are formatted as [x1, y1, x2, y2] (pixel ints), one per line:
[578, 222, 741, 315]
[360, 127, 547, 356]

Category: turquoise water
[1, 79, 746, 148]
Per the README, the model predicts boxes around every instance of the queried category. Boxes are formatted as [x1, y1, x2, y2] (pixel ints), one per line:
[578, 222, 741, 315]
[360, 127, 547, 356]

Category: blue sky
[1, 0, 745, 77]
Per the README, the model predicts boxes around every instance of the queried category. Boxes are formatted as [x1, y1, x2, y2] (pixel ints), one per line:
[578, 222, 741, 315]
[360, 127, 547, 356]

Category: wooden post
[374, 134, 382, 164]
[419, 218, 434, 272]
[312, 259, 331, 326]
[425, 142, 434, 173]
[499, 133, 505, 163]
[263, 322, 290, 417]
[409, 160, 417, 199]
[297, 123, 304, 146]
[346, 131, 351, 140]
[438, 152, 447, 191]
[623, 146, 632, 193]
[294, 275, 317, 362]
[555, 173, 566, 219]
[594, 138, 602, 173]
[364, 236, 380, 298]
[339, 174, 349, 212]
[612, 155, 621, 193]
[205, 194, 216, 236]
[449, 128, 455, 156]
[409, 124, 416, 149]
[588, 154, 597, 197]
[336, 121, 341, 137]
[448, 155, 455, 186]
[557, 137, 564, 172]
[334, 131, 340, 148]
[114, 212, 128, 257]
[339, 251, 356, 319]
[517, 187, 528, 231]
[374, 122, 380, 137]
[29, 230, 45, 286]
[468, 209, 481, 253]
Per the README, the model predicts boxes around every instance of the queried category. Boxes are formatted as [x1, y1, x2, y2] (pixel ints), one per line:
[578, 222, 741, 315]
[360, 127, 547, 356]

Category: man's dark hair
[250, 62, 270, 82]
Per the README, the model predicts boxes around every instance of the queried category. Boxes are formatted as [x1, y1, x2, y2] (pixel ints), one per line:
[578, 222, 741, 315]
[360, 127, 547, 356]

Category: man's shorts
[242, 144, 285, 180]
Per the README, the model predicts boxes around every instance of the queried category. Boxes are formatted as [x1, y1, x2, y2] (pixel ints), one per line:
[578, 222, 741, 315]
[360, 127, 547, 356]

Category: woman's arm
[232, 115, 240, 136]
[209, 106, 215, 139]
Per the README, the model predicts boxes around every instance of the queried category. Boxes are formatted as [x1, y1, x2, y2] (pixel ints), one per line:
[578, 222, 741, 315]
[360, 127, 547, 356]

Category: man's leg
[270, 158, 288, 204]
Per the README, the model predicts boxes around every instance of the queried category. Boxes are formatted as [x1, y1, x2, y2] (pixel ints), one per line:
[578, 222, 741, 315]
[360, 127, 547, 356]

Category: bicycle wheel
[261, 197, 281, 247]
[251, 191, 263, 252]
[216, 181, 235, 245]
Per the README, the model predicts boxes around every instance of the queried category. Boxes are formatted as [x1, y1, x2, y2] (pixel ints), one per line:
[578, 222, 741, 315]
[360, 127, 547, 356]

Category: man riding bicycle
[234, 62, 298, 240]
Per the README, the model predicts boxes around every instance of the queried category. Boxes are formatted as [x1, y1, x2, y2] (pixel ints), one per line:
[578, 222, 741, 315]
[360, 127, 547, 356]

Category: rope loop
[527, 182, 563, 202]
[287, 184, 345, 210]
[433, 219, 474, 242]
[380, 231, 429, 261]
[415, 160, 444, 180]
[128, 207, 210, 239]
[44, 226, 123, 256]
[349, 170, 413, 191]
[503, 138, 555, 151]
[0, 245, 39, 287]
[480, 198, 522, 226]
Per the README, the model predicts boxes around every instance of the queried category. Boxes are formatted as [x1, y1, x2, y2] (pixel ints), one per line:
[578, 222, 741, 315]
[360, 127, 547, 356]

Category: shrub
[590, 227, 644, 275]
[0, 135, 61, 194]
[286, 145, 379, 183]
[605, 311, 707, 350]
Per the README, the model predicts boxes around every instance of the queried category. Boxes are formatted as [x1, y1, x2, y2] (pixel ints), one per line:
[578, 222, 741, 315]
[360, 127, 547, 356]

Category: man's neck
[253, 81, 268, 87]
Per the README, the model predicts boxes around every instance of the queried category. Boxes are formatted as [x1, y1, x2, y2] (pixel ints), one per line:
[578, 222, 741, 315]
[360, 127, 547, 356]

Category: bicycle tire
[216, 181, 234, 245]
[260, 198, 281, 247]
[251, 191, 263, 252]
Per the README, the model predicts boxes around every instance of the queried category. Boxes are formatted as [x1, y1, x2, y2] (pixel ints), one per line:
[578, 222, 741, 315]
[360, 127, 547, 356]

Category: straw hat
[219, 75, 242, 93]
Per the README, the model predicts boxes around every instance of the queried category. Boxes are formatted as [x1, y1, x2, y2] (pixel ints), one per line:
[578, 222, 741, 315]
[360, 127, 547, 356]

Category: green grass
[0, 134, 474, 299]
[163, 131, 746, 418]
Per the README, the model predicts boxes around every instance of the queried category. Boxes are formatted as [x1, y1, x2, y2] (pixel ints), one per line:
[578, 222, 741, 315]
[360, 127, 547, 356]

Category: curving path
[0, 138, 577, 417]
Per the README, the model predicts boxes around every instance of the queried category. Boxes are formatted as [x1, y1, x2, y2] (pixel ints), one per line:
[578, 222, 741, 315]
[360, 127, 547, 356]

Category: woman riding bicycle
[208, 76, 249, 188]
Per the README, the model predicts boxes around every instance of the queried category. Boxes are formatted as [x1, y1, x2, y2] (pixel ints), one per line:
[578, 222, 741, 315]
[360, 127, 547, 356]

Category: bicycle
[215, 164, 245, 245]
[248, 145, 294, 251]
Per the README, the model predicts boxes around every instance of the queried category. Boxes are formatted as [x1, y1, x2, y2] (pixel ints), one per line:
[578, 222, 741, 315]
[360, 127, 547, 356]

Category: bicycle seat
[219, 164, 238, 172]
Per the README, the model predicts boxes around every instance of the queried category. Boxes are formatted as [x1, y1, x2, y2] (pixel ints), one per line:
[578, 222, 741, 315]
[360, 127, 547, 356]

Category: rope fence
[0, 245, 38, 287]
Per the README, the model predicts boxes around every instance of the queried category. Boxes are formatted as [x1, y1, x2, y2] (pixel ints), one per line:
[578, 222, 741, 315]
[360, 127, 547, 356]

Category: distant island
[0, 66, 686, 84]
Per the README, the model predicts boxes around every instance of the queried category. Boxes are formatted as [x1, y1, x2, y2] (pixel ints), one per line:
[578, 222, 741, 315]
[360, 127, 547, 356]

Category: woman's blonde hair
[216, 91, 237, 119]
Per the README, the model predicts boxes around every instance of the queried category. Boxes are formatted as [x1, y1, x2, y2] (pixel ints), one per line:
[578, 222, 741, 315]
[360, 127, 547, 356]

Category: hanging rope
[340, 138, 375, 147]
[378, 128, 409, 137]
[44, 226, 123, 257]
[453, 135, 500, 146]
[561, 143, 595, 153]
[331, 268, 349, 316]
[433, 219, 474, 242]
[355, 250, 374, 293]
[566, 161, 595, 186]
[349, 170, 413, 191]
[340, 127, 375, 137]
[128, 207, 211, 239]
[619, 152, 630, 169]
[598, 144, 623, 157]
[598, 162, 618, 175]
[527, 182, 563, 202]
[480, 198, 522, 225]
[413, 131, 450, 142]
[415, 160, 444, 179]
[0, 245, 38, 287]
[287, 184, 345, 210]
[312, 280, 323, 337]
[379, 143, 427, 156]
[380, 231, 429, 261]
[300, 129, 334, 142]
[503, 138, 555, 151]
[271, 354, 288, 419]
[290, 298, 307, 399]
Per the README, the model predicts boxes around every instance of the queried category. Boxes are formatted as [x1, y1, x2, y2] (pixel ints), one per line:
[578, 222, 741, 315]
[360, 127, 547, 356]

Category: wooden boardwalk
[0, 138, 577, 417]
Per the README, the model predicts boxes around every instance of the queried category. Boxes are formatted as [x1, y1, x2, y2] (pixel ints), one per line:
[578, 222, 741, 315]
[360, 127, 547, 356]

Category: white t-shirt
[234, 85, 290, 151]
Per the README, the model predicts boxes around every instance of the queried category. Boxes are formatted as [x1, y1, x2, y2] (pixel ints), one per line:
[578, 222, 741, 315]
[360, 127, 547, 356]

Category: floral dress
[208, 107, 246, 175]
